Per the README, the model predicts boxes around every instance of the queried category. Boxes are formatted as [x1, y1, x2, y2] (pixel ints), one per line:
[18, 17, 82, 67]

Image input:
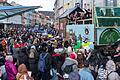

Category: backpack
[69, 72, 80, 80]
[38, 53, 48, 72]
[63, 63, 75, 74]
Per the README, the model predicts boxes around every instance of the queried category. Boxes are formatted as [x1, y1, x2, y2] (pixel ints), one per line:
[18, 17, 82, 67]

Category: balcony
[95, 6, 120, 27]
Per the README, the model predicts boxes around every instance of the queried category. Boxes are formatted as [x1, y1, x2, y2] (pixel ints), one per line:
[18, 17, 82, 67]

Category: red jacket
[14, 43, 21, 48]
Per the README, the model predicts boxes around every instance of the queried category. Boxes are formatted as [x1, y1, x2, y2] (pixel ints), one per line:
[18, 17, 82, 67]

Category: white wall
[82, 0, 106, 9]
[117, 0, 120, 6]
[94, 0, 106, 7]
[0, 15, 22, 24]
[8, 15, 22, 24]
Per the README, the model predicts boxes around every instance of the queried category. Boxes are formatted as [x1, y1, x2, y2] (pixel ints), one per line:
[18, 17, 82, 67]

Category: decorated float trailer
[59, 6, 120, 52]
[94, 6, 120, 52]
[95, 6, 120, 45]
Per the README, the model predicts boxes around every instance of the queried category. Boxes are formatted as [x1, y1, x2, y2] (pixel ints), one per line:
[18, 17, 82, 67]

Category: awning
[0, 6, 41, 20]
[59, 6, 84, 19]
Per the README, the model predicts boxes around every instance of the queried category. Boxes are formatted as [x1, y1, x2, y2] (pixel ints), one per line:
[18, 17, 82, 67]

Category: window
[107, 0, 113, 6]
[106, 0, 117, 6]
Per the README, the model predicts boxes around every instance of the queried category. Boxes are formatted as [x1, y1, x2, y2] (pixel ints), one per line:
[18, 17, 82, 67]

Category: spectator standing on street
[106, 60, 120, 80]
[38, 43, 52, 80]
[61, 53, 78, 75]
[5, 55, 17, 80]
[116, 62, 120, 76]
[0, 52, 6, 80]
[1, 38, 7, 55]
[18, 47, 29, 69]
[16, 64, 33, 80]
[79, 60, 94, 80]
[28, 45, 39, 79]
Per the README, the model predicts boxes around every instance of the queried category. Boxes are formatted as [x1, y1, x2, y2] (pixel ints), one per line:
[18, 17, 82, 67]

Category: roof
[59, 6, 84, 19]
[38, 11, 54, 19]
[0, 6, 41, 20]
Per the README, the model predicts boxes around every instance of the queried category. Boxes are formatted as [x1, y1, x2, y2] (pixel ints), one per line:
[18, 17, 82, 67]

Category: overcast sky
[8, 0, 55, 11]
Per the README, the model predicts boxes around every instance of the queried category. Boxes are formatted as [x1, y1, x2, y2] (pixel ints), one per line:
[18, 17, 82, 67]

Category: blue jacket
[79, 68, 94, 80]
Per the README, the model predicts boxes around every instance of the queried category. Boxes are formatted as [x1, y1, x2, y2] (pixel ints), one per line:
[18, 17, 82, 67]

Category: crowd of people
[0, 27, 120, 80]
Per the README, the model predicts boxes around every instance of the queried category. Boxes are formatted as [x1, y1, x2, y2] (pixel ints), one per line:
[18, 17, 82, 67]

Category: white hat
[5, 55, 13, 62]
[66, 46, 72, 53]
[63, 74, 69, 78]
[31, 45, 36, 49]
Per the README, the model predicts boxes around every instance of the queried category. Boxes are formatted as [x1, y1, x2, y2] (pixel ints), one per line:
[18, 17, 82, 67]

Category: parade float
[59, 6, 120, 51]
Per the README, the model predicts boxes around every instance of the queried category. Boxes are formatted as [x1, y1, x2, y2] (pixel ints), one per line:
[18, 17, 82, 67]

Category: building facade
[38, 11, 54, 27]
[10, 1, 35, 27]
[54, 0, 120, 25]
[54, 0, 83, 29]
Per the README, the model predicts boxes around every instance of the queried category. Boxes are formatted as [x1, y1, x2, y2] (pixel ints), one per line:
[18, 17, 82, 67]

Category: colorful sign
[97, 28, 120, 45]
[66, 24, 94, 49]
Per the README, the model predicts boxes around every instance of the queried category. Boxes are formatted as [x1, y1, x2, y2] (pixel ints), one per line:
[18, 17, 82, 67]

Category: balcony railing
[95, 6, 120, 27]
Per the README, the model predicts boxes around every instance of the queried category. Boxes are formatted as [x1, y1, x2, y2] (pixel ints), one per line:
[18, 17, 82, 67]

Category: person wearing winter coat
[79, 60, 94, 80]
[5, 55, 17, 80]
[1, 38, 7, 55]
[116, 62, 120, 76]
[16, 64, 33, 80]
[0, 65, 6, 80]
[106, 60, 120, 80]
[96, 65, 107, 80]
[37, 43, 52, 80]
[9, 38, 14, 54]
[61, 53, 78, 73]
[18, 47, 29, 69]
[28, 45, 39, 79]
[0, 52, 6, 80]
